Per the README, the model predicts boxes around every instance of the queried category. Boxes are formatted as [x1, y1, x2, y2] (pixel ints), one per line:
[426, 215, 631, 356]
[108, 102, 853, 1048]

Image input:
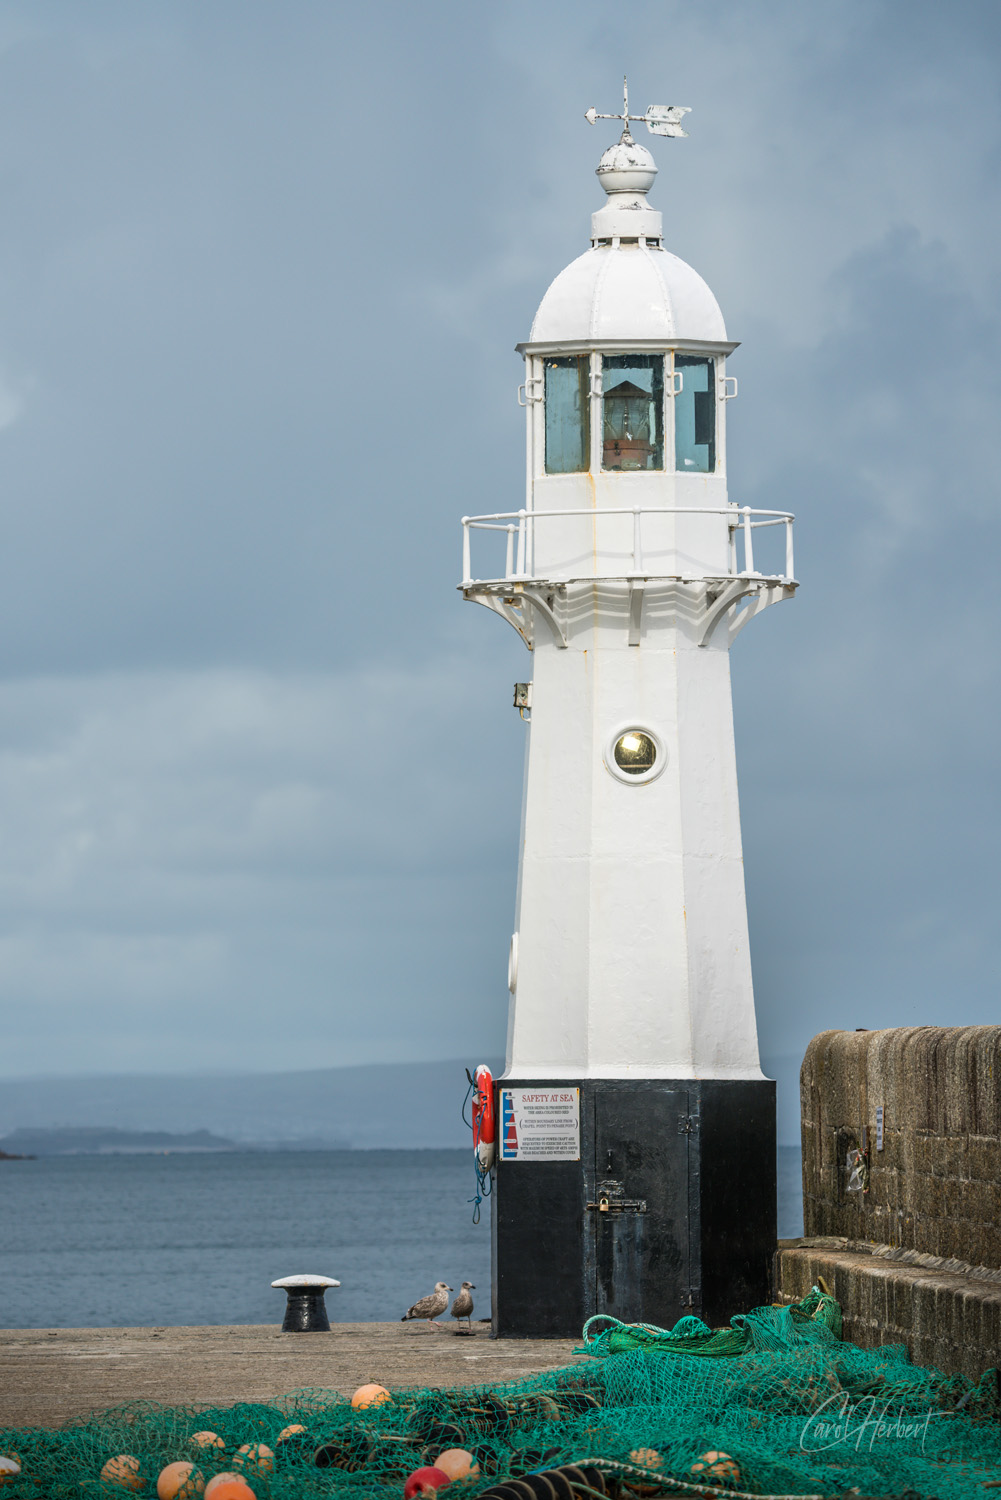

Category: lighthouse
[462, 85, 795, 1338]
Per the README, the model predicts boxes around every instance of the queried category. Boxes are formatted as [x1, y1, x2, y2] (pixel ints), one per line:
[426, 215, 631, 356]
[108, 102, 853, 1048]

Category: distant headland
[0, 1126, 238, 1156]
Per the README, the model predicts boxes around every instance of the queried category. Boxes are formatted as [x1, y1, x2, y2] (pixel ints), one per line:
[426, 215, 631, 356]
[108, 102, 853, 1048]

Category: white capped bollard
[271, 1273, 340, 1332]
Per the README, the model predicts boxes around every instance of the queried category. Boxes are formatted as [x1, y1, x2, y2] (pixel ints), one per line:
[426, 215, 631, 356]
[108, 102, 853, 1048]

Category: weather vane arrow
[585, 76, 690, 139]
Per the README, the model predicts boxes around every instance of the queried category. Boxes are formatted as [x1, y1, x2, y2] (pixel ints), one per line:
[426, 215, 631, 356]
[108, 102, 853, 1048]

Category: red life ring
[471, 1064, 495, 1172]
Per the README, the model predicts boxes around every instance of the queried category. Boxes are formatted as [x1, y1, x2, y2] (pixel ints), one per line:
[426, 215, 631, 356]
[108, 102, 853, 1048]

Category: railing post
[462, 518, 471, 584]
[728, 523, 737, 577]
[505, 524, 516, 581]
[516, 509, 526, 577]
[742, 506, 754, 575]
[785, 517, 794, 580]
[632, 507, 642, 574]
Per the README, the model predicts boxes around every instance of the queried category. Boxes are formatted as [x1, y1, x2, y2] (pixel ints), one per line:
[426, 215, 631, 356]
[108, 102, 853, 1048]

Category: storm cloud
[0, 1, 998, 1138]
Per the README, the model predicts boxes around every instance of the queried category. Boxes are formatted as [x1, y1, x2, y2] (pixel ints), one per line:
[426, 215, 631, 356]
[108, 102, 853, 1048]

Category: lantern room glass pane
[675, 356, 716, 473]
[544, 357, 590, 474]
[601, 355, 664, 471]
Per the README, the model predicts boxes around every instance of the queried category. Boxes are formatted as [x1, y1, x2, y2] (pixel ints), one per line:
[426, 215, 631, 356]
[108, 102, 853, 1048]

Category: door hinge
[678, 1115, 700, 1136]
[586, 1178, 648, 1215]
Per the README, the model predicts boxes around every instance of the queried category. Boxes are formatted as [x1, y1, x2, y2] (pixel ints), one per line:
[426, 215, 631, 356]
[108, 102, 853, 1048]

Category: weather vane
[585, 76, 690, 141]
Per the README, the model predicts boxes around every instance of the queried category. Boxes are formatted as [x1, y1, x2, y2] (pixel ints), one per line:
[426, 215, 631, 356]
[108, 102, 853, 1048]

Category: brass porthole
[604, 725, 666, 785]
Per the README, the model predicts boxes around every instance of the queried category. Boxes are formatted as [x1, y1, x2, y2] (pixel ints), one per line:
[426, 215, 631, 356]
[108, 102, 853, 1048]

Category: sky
[0, 0, 998, 1087]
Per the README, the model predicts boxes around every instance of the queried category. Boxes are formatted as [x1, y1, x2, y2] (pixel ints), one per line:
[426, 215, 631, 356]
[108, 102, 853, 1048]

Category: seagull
[401, 1281, 452, 1330]
[451, 1281, 475, 1331]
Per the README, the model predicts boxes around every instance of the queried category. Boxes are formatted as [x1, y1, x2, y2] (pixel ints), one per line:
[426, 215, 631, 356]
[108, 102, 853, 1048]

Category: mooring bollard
[271, 1274, 340, 1332]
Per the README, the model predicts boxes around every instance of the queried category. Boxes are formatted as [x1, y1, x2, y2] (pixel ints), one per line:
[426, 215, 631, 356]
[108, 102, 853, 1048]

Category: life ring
[471, 1064, 495, 1172]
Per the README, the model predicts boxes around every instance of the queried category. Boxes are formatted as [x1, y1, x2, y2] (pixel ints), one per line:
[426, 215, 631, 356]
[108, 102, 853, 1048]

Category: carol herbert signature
[800, 1392, 936, 1454]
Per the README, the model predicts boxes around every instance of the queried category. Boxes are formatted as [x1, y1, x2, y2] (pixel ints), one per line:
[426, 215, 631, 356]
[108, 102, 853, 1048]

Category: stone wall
[774, 1240, 1001, 1383]
[800, 1027, 1001, 1268]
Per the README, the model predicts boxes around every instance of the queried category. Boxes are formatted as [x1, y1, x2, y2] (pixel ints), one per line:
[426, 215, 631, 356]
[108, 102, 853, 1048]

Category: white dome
[529, 243, 727, 345]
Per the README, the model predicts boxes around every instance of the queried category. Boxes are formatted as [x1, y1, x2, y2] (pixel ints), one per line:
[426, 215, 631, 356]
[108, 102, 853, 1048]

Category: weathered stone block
[801, 1028, 1001, 1266]
[967, 1135, 998, 1182]
[774, 1243, 1001, 1381]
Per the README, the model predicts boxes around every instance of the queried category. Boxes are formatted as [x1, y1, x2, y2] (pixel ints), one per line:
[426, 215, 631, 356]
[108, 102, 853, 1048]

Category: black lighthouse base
[491, 1078, 776, 1338]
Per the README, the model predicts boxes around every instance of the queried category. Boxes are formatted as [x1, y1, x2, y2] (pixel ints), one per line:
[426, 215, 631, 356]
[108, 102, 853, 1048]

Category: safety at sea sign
[499, 1087, 581, 1162]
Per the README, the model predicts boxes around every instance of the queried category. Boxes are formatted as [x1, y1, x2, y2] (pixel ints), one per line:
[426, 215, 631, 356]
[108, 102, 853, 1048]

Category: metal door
[587, 1087, 691, 1328]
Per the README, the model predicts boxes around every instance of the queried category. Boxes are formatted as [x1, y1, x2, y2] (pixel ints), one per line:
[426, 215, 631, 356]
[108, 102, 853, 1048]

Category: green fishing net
[2, 1290, 999, 1499]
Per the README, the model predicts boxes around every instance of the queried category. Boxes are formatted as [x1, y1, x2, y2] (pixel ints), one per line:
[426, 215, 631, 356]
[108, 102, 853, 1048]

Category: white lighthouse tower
[462, 85, 796, 1337]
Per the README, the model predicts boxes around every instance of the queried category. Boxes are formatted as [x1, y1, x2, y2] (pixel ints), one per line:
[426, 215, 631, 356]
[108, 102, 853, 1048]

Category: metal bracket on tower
[526, 589, 568, 649]
[726, 581, 797, 645]
[462, 584, 567, 650]
[627, 584, 645, 646]
[700, 576, 798, 648]
[467, 590, 533, 648]
[698, 578, 760, 647]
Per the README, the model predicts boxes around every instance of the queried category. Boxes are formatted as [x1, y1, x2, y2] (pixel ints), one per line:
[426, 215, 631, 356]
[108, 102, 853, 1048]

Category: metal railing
[460, 505, 795, 587]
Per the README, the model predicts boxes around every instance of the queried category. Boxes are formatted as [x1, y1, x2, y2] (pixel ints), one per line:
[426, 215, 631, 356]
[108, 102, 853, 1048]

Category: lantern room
[461, 87, 795, 619]
[507, 119, 743, 589]
[541, 351, 718, 476]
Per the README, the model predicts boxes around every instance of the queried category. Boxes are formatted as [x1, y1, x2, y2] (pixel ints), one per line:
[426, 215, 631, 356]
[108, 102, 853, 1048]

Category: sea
[0, 1147, 803, 1329]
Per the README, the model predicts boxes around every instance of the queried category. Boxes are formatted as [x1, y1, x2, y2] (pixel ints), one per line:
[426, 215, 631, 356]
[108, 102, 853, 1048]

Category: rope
[462, 1070, 493, 1225]
[584, 1458, 826, 1500]
[575, 1287, 843, 1359]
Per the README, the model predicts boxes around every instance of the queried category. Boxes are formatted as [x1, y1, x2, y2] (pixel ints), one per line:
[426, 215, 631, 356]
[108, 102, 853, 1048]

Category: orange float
[351, 1383, 392, 1409]
[100, 1455, 145, 1492]
[433, 1449, 479, 1481]
[156, 1461, 205, 1499]
[233, 1444, 273, 1474]
[189, 1432, 225, 1451]
[0, 1455, 22, 1488]
[688, 1451, 740, 1486]
[203, 1476, 256, 1500]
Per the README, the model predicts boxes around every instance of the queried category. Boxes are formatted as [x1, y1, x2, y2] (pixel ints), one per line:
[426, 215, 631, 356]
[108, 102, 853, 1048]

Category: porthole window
[604, 726, 666, 785]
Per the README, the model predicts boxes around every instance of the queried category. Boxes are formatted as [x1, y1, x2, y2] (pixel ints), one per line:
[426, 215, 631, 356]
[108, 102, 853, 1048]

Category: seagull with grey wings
[401, 1281, 451, 1330]
[451, 1281, 475, 1331]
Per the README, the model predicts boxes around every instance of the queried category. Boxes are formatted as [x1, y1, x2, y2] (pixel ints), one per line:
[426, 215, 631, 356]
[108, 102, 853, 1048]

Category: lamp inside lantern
[601, 355, 664, 471]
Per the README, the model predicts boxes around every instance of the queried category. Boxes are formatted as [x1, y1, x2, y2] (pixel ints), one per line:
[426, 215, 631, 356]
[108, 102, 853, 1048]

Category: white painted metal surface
[585, 78, 691, 139]
[271, 1275, 341, 1288]
[461, 504, 795, 591]
[529, 245, 726, 345]
[461, 103, 796, 1083]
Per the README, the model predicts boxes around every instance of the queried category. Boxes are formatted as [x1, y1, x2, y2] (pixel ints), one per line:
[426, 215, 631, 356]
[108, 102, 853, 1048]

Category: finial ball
[596, 139, 657, 196]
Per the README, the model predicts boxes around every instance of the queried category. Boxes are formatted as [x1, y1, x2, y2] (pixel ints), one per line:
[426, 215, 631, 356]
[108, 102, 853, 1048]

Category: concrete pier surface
[0, 1324, 587, 1430]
